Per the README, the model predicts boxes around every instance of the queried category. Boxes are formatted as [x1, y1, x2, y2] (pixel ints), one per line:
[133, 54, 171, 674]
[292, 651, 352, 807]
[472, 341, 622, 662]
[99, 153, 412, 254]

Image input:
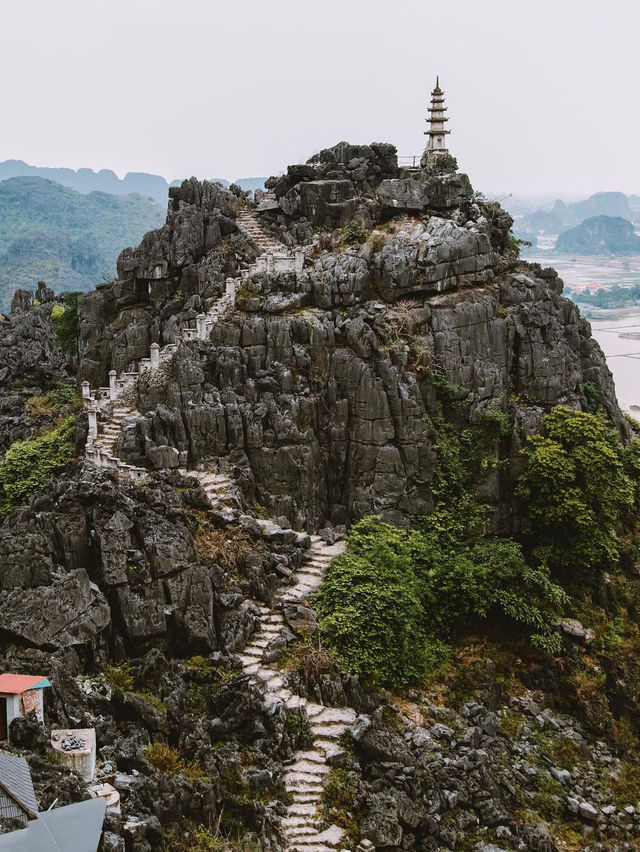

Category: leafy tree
[516, 407, 634, 580]
[0, 416, 76, 519]
[51, 292, 80, 354]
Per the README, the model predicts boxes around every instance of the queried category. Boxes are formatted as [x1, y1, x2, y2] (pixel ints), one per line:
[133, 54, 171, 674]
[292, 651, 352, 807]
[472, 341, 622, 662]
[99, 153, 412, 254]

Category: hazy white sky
[2, 0, 637, 195]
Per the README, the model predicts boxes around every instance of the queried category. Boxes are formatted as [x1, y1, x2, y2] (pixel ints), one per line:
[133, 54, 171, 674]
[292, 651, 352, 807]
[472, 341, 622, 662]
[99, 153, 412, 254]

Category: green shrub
[102, 662, 134, 692]
[342, 220, 369, 246]
[26, 382, 79, 417]
[516, 407, 634, 580]
[314, 522, 431, 687]
[51, 292, 80, 354]
[315, 515, 568, 687]
[143, 742, 204, 778]
[0, 416, 76, 519]
[144, 742, 182, 774]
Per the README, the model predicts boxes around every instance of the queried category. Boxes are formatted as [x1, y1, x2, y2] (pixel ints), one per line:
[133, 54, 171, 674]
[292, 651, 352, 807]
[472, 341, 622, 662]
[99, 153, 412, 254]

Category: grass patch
[143, 742, 205, 779]
[26, 382, 79, 417]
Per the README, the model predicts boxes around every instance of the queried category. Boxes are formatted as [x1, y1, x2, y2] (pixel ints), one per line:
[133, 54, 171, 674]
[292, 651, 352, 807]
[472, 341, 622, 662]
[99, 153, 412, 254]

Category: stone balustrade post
[88, 405, 98, 441]
[81, 381, 91, 401]
[108, 370, 117, 400]
[196, 314, 207, 341]
[150, 342, 160, 370]
[225, 277, 236, 300]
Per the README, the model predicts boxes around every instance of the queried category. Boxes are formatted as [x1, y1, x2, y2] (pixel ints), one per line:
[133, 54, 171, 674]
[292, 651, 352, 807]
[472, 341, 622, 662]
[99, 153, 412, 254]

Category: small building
[0, 750, 38, 827]
[50, 729, 96, 781]
[0, 674, 51, 740]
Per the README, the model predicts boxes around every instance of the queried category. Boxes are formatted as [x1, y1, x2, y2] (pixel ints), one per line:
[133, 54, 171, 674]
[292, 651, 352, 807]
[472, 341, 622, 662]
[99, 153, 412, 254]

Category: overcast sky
[2, 0, 637, 196]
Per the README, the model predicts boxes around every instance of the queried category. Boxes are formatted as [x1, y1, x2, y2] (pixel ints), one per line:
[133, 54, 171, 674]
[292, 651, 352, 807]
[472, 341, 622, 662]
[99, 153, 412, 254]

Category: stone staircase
[236, 203, 288, 255]
[80, 199, 357, 846]
[82, 200, 307, 476]
[180, 468, 241, 522]
[237, 535, 355, 851]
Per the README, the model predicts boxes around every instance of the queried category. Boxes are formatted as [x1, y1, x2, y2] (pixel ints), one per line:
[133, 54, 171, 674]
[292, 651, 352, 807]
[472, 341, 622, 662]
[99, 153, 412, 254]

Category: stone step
[284, 771, 329, 786]
[294, 751, 325, 764]
[292, 792, 319, 804]
[258, 624, 282, 635]
[286, 780, 325, 794]
[281, 816, 317, 829]
[289, 760, 330, 775]
[240, 648, 263, 660]
[288, 825, 345, 849]
[286, 803, 317, 817]
[306, 706, 356, 724]
[310, 724, 349, 740]
[287, 827, 318, 838]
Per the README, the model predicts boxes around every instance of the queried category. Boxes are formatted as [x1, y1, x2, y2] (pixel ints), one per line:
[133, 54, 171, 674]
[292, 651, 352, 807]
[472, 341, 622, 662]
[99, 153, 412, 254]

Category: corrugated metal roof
[0, 798, 106, 851]
[0, 750, 38, 819]
[0, 674, 50, 694]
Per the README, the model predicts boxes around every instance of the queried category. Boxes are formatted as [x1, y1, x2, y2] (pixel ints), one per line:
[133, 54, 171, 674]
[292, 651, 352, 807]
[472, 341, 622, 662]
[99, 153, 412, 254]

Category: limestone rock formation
[0, 139, 634, 850]
[73, 144, 622, 532]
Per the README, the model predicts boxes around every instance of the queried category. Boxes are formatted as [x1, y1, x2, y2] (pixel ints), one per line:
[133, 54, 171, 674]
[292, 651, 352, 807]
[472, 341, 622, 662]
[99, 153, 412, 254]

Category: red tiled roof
[0, 674, 50, 694]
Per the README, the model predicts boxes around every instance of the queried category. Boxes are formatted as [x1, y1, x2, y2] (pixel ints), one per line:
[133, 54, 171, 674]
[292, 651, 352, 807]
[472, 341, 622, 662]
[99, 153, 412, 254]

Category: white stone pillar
[196, 314, 207, 341]
[88, 405, 98, 442]
[150, 343, 160, 370]
[81, 381, 91, 401]
[108, 370, 117, 401]
[294, 249, 304, 274]
[225, 277, 236, 299]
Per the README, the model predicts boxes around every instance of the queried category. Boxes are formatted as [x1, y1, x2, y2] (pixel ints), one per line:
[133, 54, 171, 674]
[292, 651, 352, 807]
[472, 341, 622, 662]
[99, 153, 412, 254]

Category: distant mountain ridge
[554, 215, 640, 255]
[552, 191, 635, 227]
[0, 160, 267, 204]
[0, 176, 165, 310]
[510, 190, 639, 246]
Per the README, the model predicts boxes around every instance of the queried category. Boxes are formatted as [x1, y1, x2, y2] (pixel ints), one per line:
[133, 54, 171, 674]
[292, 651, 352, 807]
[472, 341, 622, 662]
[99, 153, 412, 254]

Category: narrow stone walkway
[237, 535, 354, 851]
[236, 203, 288, 255]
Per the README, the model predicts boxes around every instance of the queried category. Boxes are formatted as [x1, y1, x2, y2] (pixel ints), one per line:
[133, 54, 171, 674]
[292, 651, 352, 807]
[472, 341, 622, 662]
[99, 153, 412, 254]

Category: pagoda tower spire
[424, 76, 450, 155]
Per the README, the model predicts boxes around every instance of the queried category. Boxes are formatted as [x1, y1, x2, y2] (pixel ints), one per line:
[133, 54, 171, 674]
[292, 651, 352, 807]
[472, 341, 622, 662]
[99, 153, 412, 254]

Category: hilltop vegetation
[0, 176, 165, 310]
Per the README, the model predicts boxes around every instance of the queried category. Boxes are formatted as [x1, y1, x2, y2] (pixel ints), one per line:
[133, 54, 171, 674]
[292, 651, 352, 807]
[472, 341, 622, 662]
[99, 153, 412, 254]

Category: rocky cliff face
[76, 143, 623, 533]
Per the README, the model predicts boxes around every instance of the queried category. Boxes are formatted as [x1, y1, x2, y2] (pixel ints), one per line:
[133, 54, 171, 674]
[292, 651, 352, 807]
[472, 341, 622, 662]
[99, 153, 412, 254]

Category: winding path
[81, 202, 355, 849]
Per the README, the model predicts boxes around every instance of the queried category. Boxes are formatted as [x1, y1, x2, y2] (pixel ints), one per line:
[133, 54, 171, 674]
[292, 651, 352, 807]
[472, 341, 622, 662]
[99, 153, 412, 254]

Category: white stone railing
[83, 238, 305, 480]
[246, 250, 304, 277]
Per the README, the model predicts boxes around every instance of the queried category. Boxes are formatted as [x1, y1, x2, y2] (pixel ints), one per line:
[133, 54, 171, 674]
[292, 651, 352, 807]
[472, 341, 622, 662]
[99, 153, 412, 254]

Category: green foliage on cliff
[516, 407, 634, 580]
[0, 416, 76, 519]
[315, 514, 568, 688]
[313, 519, 431, 687]
[51, 292, 80, 354]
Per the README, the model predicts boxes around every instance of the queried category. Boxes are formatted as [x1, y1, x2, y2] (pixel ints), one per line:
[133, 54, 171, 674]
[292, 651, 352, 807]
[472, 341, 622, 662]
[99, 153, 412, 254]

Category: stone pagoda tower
[424, 76, 450, 156]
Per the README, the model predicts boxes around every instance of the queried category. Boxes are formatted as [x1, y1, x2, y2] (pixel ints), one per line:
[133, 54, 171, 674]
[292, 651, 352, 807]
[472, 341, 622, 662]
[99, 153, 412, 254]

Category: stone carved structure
[424, 75, 450, 155]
